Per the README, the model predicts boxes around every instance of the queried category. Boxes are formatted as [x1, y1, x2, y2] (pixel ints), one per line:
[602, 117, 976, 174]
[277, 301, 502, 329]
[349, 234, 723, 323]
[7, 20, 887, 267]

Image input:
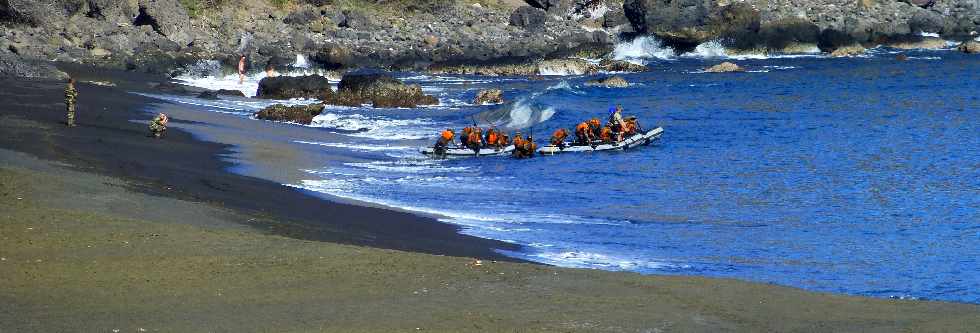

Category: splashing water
[612, 36, 677, 64]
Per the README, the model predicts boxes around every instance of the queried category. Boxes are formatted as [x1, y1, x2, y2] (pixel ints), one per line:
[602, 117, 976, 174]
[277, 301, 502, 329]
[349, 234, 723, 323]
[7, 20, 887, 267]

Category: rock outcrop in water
[704, 62, 745, 73]
[585, 75, 629, 87]
[430, 58, 647, 76]
[198, 89, 247, 100]
[959, 41, 980, 53]
[474, 89, 504, 105]
[324, 73, 438, 108]
[256, 75, 333, 100]
[830, 44, 867, 57]
[254, 104, 325, 125]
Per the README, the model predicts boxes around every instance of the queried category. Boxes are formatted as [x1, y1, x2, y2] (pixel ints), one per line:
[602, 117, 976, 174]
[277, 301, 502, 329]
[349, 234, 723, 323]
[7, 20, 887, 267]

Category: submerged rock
[704, 62, 744, 73]
[585, 76, 629, 88]
[254, 104, 325, 125]
[474, 89, 504, 104]
[958, 41, 980, 54]
[325, 74, 438, 108]
[256, 75, 333, 100]
[895, 54, 909, 61]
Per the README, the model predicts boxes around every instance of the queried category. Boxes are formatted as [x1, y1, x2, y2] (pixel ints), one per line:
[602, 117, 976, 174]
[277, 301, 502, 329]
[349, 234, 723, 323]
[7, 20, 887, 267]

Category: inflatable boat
[537, 127, 663, 155]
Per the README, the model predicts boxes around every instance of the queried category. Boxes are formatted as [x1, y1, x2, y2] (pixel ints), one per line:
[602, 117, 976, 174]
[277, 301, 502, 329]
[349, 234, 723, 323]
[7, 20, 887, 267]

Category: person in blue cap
[608, 105, 627, 142]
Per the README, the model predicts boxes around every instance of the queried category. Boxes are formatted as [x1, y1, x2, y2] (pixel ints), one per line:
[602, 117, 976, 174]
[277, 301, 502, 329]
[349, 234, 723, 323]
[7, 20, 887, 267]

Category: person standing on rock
[149, 113, 169, 139]
[238, 55, 247, 84]
[65, 78, 78, 127]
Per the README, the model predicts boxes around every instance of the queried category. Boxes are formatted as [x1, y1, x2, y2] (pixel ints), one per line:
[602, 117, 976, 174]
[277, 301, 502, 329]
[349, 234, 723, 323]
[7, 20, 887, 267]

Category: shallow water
[157, 46, 980, 303]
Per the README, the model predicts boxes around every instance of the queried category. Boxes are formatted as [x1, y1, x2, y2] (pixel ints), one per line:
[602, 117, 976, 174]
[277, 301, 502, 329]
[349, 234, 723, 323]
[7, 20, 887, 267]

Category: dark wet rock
[585, 75, 629, 88]
[474, 89, 504, 105]
[895, 53, 909, 61]
[326, 73, 438, 108]
[510, 6, 548, 30]
[198, 89, 247, 100]
[598, 59, 646, 73]
[0, 52, 68, 79]
[256, 75, 333, 100]
[959, 41, 980, 54]
[136, 0, 194, 46]
[152, 81, 195, 95]
[254, 104, 325, 125]
[704, 62, 744, 73]
[909, 10, 945, 34]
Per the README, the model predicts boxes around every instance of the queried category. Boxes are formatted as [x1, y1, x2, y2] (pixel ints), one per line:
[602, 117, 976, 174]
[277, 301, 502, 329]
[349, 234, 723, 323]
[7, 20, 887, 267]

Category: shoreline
[3, 147, 980, 331]
[0, 65, 522, 261]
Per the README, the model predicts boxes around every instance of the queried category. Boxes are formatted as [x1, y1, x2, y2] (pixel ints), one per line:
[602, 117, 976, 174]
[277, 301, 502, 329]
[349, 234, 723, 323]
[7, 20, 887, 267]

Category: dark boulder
[624, 0, 712, 46]
[817, 29, 857, 52]
[909, 10, 944, 34]
[338, 9, 371, 29]
[198, 89, 247, 100]
[585, 75, 629, 88]
[758, 18, 821, 50]
[256, 75, 334, 100]
[86, 0, 139, 23]
[326, 73, 438, 108]
[510, 6, 548, 31]
[135, 0, 194, 46]
[254, 104, 325, 125]
[310, 43, 353, 69]
[602, 9, 629, 28]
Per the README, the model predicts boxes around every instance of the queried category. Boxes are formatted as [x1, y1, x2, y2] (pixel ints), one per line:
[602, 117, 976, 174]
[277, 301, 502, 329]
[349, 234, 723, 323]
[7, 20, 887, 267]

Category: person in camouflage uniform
[149, 113, 169, 138]
[65, 78, 78, 127]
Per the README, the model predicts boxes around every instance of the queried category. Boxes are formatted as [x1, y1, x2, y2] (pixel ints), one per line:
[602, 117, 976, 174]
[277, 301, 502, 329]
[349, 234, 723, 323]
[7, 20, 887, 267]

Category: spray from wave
[612, 36, 677, 64]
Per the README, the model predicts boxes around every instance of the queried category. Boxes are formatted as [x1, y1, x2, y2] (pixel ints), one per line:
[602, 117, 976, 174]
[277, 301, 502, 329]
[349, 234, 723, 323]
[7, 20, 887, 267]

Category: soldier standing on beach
[65, 78, 78, 127]
[149, 113, 169, 138]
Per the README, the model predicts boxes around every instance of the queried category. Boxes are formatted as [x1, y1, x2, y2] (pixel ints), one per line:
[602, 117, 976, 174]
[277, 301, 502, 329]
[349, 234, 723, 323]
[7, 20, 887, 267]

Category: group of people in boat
[434, 126, 538, 158]
[432, 105, 642, 157]
[569, 105, 642, 147]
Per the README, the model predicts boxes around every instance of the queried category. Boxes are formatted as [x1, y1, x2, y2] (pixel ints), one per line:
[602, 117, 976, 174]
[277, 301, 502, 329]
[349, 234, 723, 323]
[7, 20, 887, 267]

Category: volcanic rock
[325, 73, 438, 108]
[254, 104, 325, 125]
[704, 62, 744, 73]
[585, 76, 629, 88]
[958, 41, 980, 54]
[474, 89, 504, 104]
[198, 89, 247, 100]
[256, 75, 333, 100]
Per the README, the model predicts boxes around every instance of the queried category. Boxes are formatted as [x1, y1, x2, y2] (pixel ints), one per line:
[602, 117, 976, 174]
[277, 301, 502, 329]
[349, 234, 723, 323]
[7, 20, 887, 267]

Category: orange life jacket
[600, 126, 613, 142]
[497, 134, 509, 146]
[513, 135, 524, 148]
[589, 118, 601, 129]
[551, 129, 567, 144]
[441, 130, 454, 141]
[575, 122, 589, 135]
[487, 131, 498, 145]
[467, 131, 482, 146]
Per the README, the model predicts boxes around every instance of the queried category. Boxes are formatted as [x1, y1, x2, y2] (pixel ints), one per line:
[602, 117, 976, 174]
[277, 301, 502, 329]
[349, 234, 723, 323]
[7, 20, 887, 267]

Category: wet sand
[3, 150, 980, 332]
[0, 68, 518, 260]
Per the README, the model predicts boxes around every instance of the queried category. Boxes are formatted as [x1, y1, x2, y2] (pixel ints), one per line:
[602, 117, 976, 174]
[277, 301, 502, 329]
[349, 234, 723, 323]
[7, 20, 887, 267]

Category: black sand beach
[3, 67, 980, 332]
[0, 65, 520, 260]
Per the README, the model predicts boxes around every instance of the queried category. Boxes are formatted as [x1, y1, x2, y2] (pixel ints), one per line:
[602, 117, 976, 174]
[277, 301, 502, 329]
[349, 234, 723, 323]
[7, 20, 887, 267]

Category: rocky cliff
[1, 0, 977, 79]
[624, 0, 980, 52]
[0, 0, 628, 78]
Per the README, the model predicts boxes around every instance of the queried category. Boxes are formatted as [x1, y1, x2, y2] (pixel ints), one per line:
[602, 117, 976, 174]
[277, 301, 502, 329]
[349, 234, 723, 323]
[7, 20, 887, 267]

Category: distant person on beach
[149, 113, 169, 138]
[65, 78, 78, 127]
[238, 55, 247, 84]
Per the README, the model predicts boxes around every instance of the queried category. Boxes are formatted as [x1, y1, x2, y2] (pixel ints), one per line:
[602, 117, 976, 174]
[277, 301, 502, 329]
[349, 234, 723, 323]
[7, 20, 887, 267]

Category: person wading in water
[238, 55, 247, 84]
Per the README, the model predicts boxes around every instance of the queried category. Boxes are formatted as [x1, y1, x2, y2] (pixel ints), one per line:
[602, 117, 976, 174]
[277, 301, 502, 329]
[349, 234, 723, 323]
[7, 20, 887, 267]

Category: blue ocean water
[164, 46, 980, 303]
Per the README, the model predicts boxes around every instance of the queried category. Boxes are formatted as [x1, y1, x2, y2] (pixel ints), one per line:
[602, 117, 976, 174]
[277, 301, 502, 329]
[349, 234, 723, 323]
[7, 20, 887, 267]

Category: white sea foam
[309, 113, 439, 140]
[292, 54, 310, 69]
[175, 58, 340, 97]
[293, 140, 412, 152]
[523, 250, 679, 271]
[505, 98, 556, 129]
[612, 36, 677, 64]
